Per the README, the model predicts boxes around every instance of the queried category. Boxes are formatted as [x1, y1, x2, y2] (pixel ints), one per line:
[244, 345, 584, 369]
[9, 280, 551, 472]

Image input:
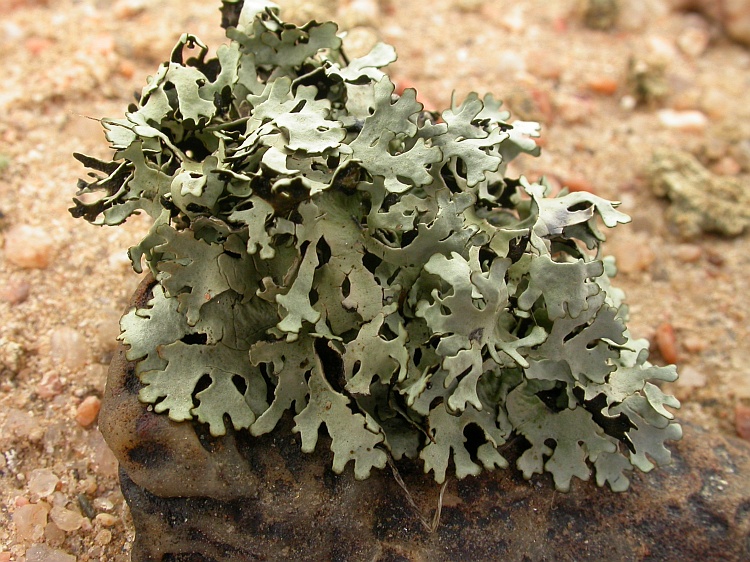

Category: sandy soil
[1, 0, 749, 560]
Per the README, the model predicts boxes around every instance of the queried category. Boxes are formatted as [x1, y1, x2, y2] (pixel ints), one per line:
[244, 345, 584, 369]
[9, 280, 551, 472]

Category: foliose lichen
[72, 0, 680, 492]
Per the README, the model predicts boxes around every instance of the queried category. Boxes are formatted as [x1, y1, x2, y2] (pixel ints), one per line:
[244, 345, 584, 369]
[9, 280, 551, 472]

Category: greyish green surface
[73, 0, 680, 491]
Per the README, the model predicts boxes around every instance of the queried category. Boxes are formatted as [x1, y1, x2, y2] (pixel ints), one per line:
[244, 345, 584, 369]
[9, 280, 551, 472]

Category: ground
[0, 0, 749, 560]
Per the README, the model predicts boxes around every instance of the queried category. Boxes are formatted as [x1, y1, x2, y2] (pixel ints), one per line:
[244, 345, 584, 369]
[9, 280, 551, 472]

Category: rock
[75, 396, 101, 427]
[12, 502, 49, 541]
[648, 148, 750, 238]
[675, 365, 707, 388]
[677, 23, 711, 57]
[49, 505, 85, 532]
[655, 321, 680, 364]
[3, 224, 55, 269]
[24, 544, 76, 562]
[27, 469, 59, 498]
[100, 277, 750, 562]
[0, 277, 30, 304]
[0, 337, 24, 376]
[657, 109, 709, 131]
[49, 327, 90, 371]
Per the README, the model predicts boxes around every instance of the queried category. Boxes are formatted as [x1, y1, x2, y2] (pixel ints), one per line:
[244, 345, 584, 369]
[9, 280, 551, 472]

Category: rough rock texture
[102, 278, 750, 562]
[648, 148, 750, 238]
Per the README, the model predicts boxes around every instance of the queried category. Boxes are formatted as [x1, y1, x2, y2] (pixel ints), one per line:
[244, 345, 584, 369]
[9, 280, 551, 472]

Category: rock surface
[101, 278, 750, 562]
[649, 148, 750, 238]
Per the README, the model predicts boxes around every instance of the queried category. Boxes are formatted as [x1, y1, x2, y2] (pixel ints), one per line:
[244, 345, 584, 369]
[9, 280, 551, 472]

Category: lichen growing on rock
[72, 0, 680, 491]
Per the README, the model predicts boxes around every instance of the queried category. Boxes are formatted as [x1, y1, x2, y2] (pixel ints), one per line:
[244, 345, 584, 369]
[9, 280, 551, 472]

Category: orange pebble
[655, 322, 679, 364]
[75, 396, 102, 427]
[587, 77, 619, 96]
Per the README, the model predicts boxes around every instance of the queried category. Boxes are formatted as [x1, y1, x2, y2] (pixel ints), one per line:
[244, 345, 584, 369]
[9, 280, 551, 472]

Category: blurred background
[1, 0, 749, 559]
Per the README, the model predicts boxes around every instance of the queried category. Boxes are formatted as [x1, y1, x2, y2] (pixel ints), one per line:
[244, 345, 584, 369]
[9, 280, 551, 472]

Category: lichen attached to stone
[72, 0, 680, 491]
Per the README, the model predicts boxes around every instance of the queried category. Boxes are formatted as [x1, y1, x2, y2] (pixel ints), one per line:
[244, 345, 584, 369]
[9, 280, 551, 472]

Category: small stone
[114, 0, 147, 19]
[0, 552, 12, 562]
[25, 544, 76, 562]
[3, 409, 36, 440]
[75, 396, 101, 428]
[95, 311, 122, 354]
[50, 505, 85, 532]
[0, 338, 24, 376]
[683, 335, 708, 354]
[50, 327, 90, 371]
[657, 109, 708, 131]
[736, 405, 750, 441]
[95, 513, 118, 527]
[609, 234, 655, 274]
[340, 26, 379, 59]
[655, 322, 679, 364]
[28, 469, 59, 498]
[587, 76, 619, 95]
[89, 429, 119, 478]
[677, 25, 711, 57]
[37, 372, 63, 399]
[12, 502, 50, 541]
[562, 175, 597, 193]
[3, 225, 55, 269]
[44, 521, 65, 548]
[94, 528, 113, 546]
[710, 156, 741, 176]
[0, 277, 30, 304]
[676, 366, 707, 388]
[673, 244, 702, 263]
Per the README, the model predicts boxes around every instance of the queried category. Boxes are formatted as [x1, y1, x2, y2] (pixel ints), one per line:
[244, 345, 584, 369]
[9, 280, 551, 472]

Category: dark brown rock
[102, 278, 750, 562]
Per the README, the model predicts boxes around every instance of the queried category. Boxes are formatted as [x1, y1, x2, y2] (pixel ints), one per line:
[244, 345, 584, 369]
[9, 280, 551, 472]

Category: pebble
[609, 234, 655, 274]
[44, 521, 65, 547]
[75, 396, 101, 427]
[340, 26, 379, 59]
[37, 372, 63, 399]
[587, 76, 619, 96]
[673, 243, 702, 263]
[683, 335, 708, 353]
[50, 327, 89, 371]
[28, 468, 59, 498]
[0, 337, 24, 375]
[95, 311, 122, 353]
[89, 429, 119, 478]
[94, 528, 113, 546]
[50, 505, 85, 532]
[736, 404, 750, 441]
[710, 156, 741, 176]
[0, 552, 11, 562]
[676, 365, 707, 388]
[25, 544, 76, 562]
[3, 224, 55, 269]
[657, 109, 708, 131]
[677, 25, 711, 57]
[655, 322, 679, 364]
[453, 0, 484, 12]
[12, 502, 50, 541]
[0, 277, 30, 304]
[95, 513, 118, 527]
[4, 408, 37, 440]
